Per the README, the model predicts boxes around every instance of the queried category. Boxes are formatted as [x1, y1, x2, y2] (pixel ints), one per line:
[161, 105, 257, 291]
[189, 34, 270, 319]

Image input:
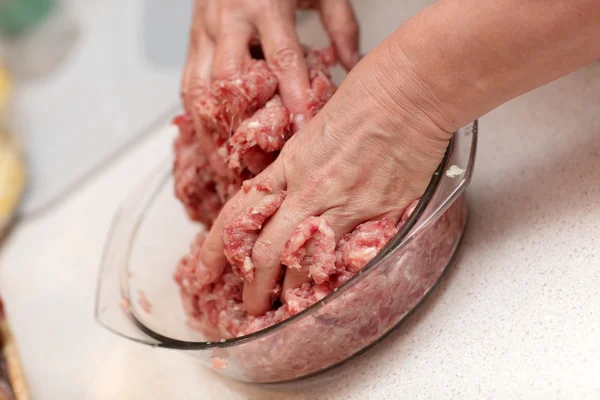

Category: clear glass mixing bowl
[95, 120, 478, 383]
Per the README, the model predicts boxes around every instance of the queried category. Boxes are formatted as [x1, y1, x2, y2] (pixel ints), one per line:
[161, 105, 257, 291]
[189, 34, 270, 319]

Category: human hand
[180, 0, 359, 129]
[197, 42, 454, 315]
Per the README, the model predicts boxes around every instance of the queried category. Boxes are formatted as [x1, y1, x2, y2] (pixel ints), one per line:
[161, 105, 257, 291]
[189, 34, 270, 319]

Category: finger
[187, 33, 215, 106]
[181, 1, 214, 111]
[203, 0, 220, 39]
[182, 14, 215, 117]
[198, 186, 266, 284]
[318, 0, 360, 70]
[212, 9, 254, 79]
[187, 33, 217, 156]
[197, 204, 228, 284]
[280, 208, 358, 294]
[245, 195, 314, 315]
[201, 170, 285, 285]
[254, 2, 311, 117]
[180, 38, 195, 111]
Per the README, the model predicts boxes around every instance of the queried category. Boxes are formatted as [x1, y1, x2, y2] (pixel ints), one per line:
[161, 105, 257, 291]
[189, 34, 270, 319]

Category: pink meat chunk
[172, 47, 336, 227]
[196, 60, 278, 138]
[307, 71, 337, 117]
[242, 177, 275, 194]
[211, 357, 228, 370]
[305, 46, 336, 72]
[227, 96, 291, 172]
[137, 291, 152, 314]
[172, 114, 222, 226]
[335, 217, 399, 274]
[237, 146, 277, 175]
[283, 282, 331, 315]
[282, 216, 337, 284]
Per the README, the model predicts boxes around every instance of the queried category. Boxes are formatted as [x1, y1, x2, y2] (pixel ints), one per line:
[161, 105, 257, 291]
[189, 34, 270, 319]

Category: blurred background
[0, 0, 193, 225]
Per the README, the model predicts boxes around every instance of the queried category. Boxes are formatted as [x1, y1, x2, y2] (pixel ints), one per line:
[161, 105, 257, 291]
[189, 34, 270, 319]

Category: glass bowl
[95, 121, 478, 383]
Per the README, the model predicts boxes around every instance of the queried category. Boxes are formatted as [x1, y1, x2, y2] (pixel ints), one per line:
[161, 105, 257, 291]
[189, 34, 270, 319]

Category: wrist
[377, 32, 480, 137]
[383, 0, 600, 137]
[346, 42, 455, 144]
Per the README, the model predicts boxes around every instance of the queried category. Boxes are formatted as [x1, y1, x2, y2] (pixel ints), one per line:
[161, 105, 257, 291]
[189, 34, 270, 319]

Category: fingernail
[195, 260, 213, 285]
[292, 114, 306, 133]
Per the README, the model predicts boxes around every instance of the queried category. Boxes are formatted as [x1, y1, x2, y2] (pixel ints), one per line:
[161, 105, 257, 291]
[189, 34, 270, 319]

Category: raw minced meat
[172, 47, 336, 228]
[175, 198, 418, 339]
[281, 216, 337, 284]
[174, 196, 467, 381]
[211, 357, 228, 370]
[137, 291, 152, 314]
[227, 95, 291, 173]
[335, 217, 400, 273]
[196, 60, 278, 137]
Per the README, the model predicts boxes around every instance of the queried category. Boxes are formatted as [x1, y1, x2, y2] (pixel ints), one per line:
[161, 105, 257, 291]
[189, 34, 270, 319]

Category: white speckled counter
[1, 4, 600, 400]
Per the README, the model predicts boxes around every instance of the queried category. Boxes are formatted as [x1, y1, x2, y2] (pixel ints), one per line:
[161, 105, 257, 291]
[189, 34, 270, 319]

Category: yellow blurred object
[0, 65, 25, 233]
[0, 65, 28, 397]
[0, 68, 9, 111]
[0, 138, 24, 231]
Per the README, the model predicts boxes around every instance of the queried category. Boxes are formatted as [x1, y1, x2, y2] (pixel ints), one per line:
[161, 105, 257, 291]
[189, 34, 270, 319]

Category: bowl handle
[404, 120, 478, 241]
[94, 159, 172, 346]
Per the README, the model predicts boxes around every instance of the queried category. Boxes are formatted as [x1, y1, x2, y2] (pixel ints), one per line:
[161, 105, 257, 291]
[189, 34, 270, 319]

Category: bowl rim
[126, 123, 471, 351]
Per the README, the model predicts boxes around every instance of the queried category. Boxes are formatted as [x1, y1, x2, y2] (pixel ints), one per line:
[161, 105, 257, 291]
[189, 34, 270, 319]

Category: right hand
[197, 41, 453, 315]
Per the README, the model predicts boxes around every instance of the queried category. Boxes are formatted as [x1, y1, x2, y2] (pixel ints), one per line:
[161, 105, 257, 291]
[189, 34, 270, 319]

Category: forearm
[376, 0, 600, 133]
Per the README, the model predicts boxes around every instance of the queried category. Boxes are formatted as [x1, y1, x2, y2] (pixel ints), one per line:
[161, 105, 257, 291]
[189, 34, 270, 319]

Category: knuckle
[203, 240, 221, 258]
[330, 21, 359, 40]
[187, 79, 207, 102]
[304, 173, 329, 193]
[323, 207, 355, 226]
[214, 60, 237, 80]
[270, 46, 302, 72]
[252, 240, 278, 270]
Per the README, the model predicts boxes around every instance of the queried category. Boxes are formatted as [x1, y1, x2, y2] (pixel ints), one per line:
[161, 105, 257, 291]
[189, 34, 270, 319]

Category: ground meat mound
[174, 204, 412, 339]
[172, 46, 426, 338]
[172, 47, 336, 227]
[170, 46, 466, 382]
[281, 216, 337, 285]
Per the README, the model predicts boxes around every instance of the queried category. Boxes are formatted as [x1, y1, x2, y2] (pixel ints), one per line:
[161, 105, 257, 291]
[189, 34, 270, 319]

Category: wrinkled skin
[181, 0, 360, 133]
[197, 40, 452, 315]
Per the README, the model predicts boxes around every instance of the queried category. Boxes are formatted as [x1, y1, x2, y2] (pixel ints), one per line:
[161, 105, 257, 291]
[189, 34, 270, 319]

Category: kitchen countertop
[1, 39, 600, 400]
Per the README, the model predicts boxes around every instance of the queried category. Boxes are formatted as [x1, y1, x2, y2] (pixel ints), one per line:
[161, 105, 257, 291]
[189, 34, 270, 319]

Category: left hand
[181, 0, 360, 132]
